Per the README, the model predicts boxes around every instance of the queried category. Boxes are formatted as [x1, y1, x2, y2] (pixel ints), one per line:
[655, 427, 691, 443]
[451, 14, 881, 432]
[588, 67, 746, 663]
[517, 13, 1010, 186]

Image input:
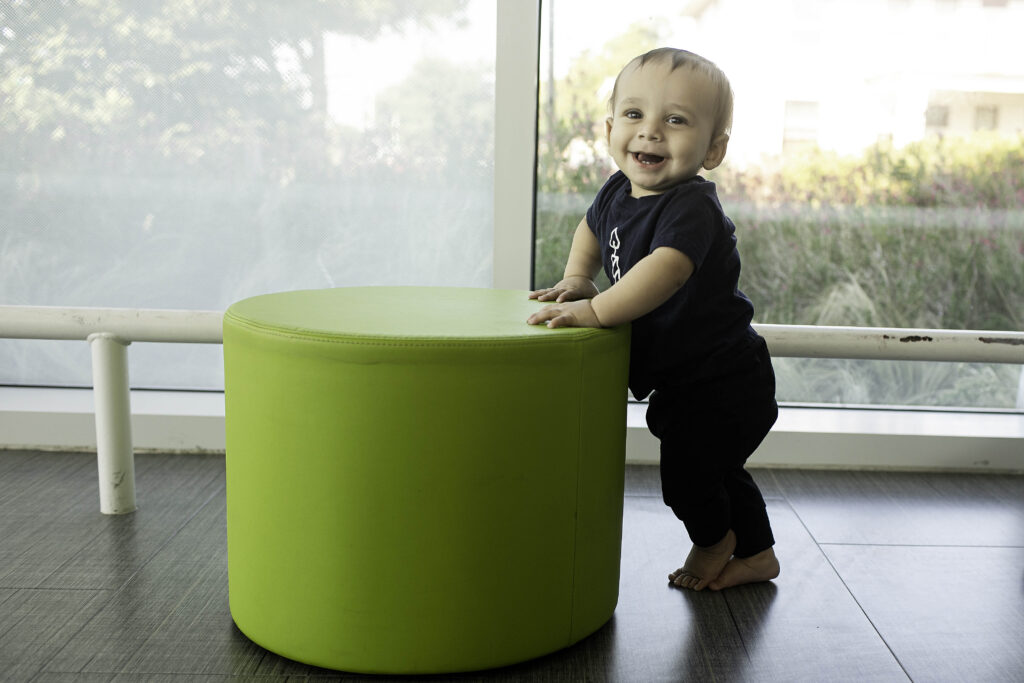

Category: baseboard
[2, 387, 1022, 471]
[0, 386, 226, 454]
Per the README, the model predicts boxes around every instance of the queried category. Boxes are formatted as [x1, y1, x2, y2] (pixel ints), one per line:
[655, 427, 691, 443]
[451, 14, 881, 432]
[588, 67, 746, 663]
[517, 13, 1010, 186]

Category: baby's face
[605, 60, 724, 198]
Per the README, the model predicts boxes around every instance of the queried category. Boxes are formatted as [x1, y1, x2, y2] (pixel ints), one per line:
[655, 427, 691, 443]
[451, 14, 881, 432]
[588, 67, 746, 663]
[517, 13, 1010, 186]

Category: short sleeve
[648, 188, 719, 271]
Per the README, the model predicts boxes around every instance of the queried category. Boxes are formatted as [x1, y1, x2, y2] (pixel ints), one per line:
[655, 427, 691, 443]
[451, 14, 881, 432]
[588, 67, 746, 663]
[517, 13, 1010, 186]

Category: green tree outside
[0, 0, 487, 388]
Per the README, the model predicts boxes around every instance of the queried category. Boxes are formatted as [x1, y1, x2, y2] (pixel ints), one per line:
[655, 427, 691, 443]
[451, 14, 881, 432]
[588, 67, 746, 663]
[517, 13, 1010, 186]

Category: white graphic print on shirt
[609, 227, 621, 283]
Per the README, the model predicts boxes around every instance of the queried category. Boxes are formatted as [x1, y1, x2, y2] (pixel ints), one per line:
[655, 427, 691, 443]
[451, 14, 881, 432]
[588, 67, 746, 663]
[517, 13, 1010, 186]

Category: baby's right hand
[528, 276, 599, 303]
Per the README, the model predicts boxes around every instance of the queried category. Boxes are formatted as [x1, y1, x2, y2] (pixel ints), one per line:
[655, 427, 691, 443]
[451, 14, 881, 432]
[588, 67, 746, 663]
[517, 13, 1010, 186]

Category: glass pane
[1, 0, 494, 389]
[535, 0, 1023, 410]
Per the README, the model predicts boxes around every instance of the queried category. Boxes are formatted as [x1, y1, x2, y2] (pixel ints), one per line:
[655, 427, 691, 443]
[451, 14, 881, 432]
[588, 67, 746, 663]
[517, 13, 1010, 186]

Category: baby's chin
[626, 180, 668, 198]
[624, 172, 697, 198]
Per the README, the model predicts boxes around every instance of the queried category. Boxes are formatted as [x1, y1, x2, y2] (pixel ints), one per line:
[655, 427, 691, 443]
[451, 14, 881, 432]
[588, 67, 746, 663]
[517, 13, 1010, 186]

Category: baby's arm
[528, 218, 602, 302]
[591, 247, 694, 326]
[528, 246, 694, 328]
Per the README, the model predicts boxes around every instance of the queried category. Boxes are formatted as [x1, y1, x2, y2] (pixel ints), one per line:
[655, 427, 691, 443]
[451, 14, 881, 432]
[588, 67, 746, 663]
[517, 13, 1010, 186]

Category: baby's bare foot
[707, 547, 780, 591]
[668, 529, 736, 591]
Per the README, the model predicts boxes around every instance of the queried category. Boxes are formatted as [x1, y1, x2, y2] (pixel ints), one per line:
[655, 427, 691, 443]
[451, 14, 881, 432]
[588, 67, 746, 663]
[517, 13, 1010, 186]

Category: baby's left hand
[527, 299, 603, 328]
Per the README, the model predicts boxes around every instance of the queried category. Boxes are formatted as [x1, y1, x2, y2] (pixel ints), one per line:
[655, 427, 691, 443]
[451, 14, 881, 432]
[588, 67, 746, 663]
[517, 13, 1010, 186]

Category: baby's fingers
[544, 313, 577, 328]
[554, 290, 585, 302]
[527, 304, 579, 328]
[529, 288, 563, 302]
[526, 309, 549, 325]
[527, 304, 561, 326]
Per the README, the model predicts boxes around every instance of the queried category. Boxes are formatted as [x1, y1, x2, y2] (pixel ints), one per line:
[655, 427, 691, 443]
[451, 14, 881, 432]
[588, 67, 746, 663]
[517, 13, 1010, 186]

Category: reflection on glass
[1, 0, 495, 388]
[535, 0, 1024, 409]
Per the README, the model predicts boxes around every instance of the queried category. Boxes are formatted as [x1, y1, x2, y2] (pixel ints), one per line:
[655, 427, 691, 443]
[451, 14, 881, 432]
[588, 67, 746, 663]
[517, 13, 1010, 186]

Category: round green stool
[223, 286, 630, 674]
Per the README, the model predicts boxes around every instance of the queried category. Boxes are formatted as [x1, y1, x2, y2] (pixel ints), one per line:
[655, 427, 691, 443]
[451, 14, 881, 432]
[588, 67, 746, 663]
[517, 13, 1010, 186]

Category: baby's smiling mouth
[633, 152, 665, 165]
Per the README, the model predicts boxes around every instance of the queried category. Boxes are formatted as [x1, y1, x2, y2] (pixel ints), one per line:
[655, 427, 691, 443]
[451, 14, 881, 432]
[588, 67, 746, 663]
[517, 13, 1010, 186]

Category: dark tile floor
[1, 451, 1022, 682]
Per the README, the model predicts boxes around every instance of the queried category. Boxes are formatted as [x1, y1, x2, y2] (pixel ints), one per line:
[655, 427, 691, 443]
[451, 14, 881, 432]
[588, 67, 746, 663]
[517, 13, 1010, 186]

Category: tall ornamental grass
[535, 134, 1024, 408]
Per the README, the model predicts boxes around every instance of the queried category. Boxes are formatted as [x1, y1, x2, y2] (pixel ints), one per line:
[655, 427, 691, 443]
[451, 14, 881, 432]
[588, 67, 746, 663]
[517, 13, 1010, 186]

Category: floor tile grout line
[33, 522, 132, 593]
[108, 476, 229, 595]
[36, 478, 229, 678]
[8, 461, 115, 592]
[721, 591, 756, 667]
[766, 471, 914, 682]
[107, 480, 232, 677]
[813, 545, 915, 682]
[11, 588, 116, 681]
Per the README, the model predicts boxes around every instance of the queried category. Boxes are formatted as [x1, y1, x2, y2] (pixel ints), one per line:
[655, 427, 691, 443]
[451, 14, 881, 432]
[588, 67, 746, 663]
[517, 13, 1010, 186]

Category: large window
[1, 0, 495, 389]
[535, 0, 1024, 410]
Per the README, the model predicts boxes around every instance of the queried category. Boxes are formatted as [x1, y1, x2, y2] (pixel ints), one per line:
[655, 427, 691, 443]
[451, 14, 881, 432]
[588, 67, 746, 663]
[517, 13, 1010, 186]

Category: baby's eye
[624, 110, 642, 120]
[667, 115, 688, 125]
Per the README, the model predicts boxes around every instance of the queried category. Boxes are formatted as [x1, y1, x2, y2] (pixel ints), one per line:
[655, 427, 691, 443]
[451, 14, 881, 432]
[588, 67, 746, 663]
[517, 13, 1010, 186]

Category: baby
[528, 48, 780, 591]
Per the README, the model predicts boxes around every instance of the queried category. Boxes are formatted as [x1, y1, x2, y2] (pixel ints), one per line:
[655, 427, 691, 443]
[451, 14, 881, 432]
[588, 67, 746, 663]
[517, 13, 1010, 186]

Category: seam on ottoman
[567, 341, 586, 644]
[225, 317, 606, 349]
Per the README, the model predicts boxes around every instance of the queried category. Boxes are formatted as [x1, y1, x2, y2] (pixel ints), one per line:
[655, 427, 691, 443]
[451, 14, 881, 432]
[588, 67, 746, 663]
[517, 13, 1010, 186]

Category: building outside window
[974, 105, 1000, 130]
[782, 101, 821, 154]
[925, 104, 950, 131]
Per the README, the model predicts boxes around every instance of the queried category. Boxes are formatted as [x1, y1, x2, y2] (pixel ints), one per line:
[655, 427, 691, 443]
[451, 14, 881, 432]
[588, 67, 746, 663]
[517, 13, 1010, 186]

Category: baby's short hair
[609, 47, 734, 140]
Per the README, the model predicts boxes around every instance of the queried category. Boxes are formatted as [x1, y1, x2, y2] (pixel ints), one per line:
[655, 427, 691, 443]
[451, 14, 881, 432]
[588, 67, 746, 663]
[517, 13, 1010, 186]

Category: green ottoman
[223, 286, 630, 674]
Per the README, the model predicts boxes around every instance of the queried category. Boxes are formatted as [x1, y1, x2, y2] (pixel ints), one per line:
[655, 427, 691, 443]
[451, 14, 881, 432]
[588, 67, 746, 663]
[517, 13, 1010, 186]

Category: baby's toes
[670, 570, 699, 589]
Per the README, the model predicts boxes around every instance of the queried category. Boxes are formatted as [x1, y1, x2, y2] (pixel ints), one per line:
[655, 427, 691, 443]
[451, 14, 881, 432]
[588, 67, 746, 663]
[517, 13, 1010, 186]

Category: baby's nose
[639, 123, 662, 141]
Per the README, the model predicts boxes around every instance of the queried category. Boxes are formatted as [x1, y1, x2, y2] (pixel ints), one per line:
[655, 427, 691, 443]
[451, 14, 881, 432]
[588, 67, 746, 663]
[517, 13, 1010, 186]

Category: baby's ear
[605, 117, 614, 143]
[702, 133, 729, 171]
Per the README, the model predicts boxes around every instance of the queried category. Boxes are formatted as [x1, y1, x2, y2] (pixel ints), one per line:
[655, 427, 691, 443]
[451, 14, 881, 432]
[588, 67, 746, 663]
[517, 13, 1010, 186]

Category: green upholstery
[223, 287, 630, 674]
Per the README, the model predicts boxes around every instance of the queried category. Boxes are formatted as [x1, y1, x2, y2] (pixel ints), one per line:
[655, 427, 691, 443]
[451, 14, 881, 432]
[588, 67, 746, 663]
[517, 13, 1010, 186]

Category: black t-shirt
[586, 171, 759, 399]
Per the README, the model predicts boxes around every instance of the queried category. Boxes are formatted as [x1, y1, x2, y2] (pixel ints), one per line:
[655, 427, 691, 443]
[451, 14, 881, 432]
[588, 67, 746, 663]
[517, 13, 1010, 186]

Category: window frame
[493, 0, 541, 290]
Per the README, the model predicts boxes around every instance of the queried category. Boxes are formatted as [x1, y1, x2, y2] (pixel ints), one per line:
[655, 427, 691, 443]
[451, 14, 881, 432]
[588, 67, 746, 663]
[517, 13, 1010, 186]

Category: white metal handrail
[0, 305, 223, 343]
[1, 304, 1023, 514]
[4, 305, 1023, 361]
[1, 306, 221, 514]
[754, 324, 1024, 364]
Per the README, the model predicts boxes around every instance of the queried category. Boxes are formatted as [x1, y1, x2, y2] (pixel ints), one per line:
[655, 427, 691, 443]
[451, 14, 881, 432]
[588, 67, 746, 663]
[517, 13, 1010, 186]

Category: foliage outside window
[0, 0, 494, 389]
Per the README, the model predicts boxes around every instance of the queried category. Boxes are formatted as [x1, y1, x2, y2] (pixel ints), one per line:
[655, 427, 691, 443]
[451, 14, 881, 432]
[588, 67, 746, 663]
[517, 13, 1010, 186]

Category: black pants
[645, 337, 778, 558]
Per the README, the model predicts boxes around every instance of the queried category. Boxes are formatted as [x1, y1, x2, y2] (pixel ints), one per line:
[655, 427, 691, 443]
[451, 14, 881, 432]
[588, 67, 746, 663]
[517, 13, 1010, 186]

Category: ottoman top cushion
[224, 287, 612, 344]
